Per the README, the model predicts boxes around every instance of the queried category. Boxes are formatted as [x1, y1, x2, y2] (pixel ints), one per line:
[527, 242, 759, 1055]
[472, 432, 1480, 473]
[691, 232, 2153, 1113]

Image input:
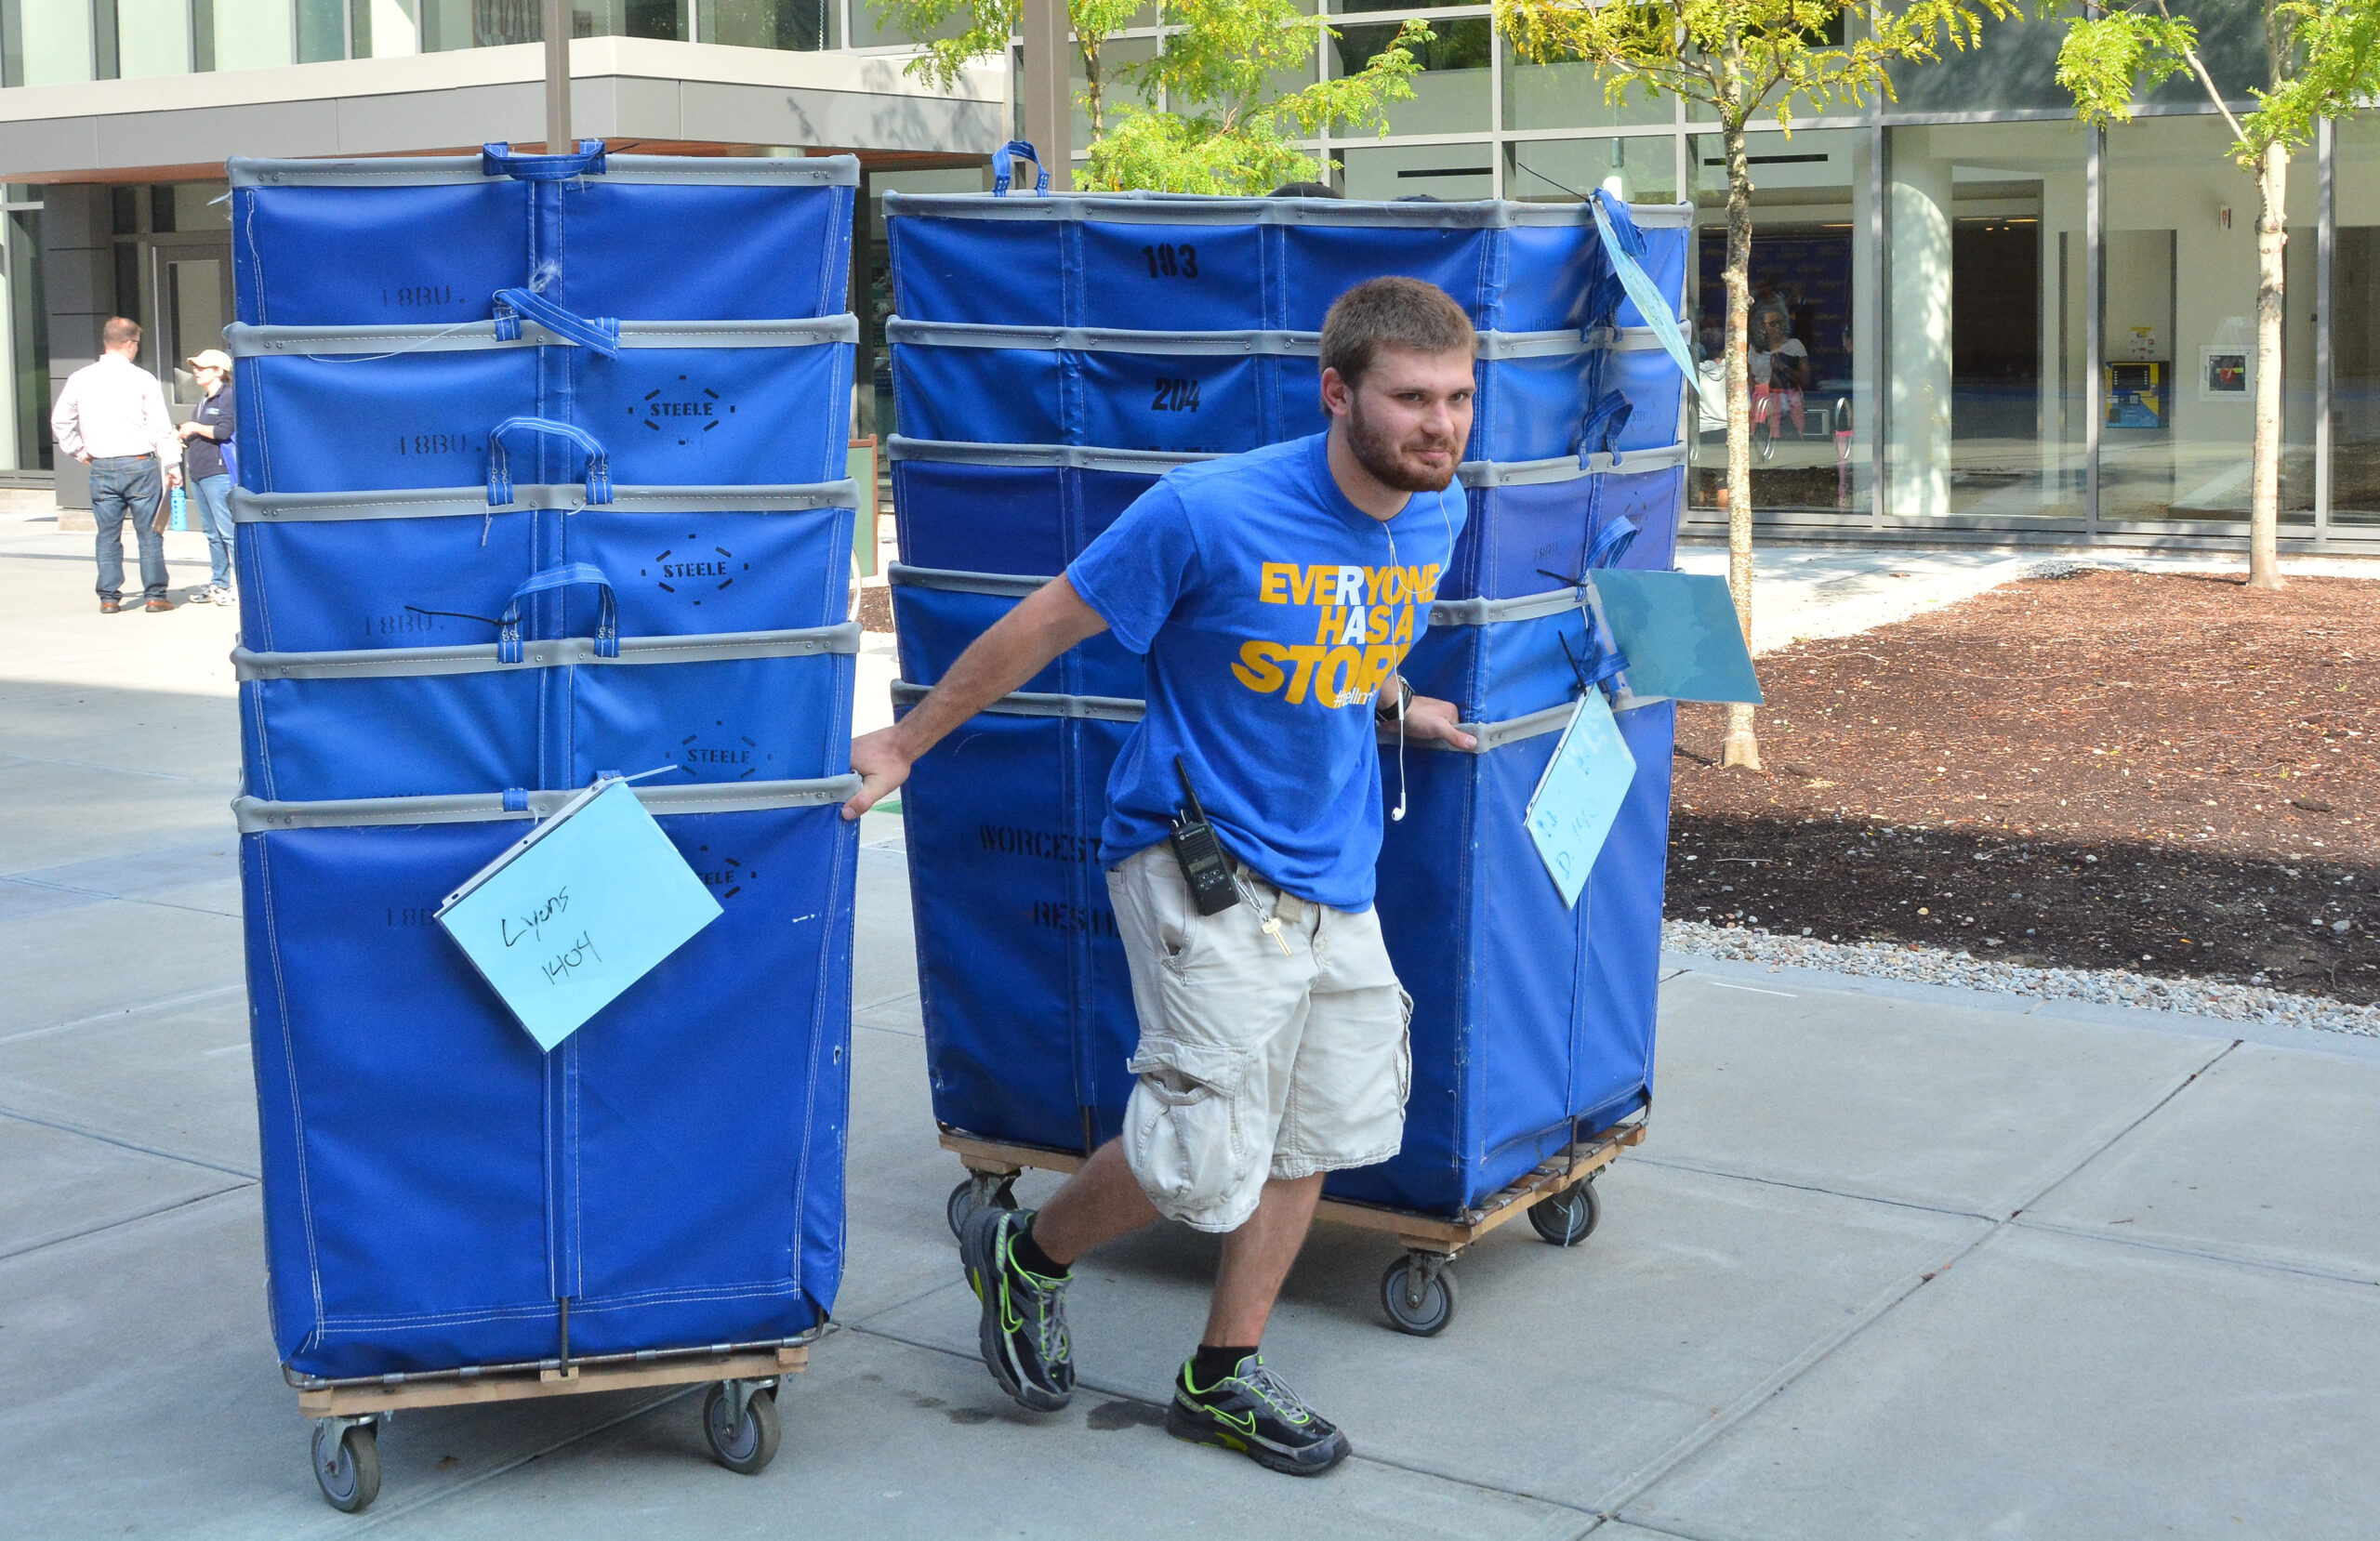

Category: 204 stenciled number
[1150, 377, 1202, 413]
[1141, 244, 1199, 278]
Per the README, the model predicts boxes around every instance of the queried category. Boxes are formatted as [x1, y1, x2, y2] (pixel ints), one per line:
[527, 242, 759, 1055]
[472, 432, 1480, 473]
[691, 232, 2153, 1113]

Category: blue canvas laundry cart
[884, 172, 1693, 1336]
[226, 144, 863, 1509]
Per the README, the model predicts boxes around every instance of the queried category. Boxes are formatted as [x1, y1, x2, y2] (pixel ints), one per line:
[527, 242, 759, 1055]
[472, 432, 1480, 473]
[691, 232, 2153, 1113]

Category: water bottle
[169, 483, 188, 532]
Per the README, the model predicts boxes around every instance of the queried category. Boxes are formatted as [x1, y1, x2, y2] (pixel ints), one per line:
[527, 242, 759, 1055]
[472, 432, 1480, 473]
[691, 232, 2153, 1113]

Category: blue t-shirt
[1064, 432, 1466, 911]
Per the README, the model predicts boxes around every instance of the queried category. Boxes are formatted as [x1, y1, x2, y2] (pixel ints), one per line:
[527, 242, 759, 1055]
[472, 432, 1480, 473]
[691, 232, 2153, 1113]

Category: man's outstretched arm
[842, 575, 1110, 819]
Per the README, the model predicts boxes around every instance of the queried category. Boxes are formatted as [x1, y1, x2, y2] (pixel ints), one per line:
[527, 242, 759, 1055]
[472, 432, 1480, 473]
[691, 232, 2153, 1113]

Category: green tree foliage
[1496, 0, 2014, 769]
[869, 0, 1432, 193]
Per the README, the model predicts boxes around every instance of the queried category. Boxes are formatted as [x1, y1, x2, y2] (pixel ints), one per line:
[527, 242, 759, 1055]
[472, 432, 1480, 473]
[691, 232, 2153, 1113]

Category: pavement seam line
[1622, 1153, 2000, 1222]
[0, 1101, 263, 1180]
[0, 1180, 254, 1264]
[834, 1317, 1606, 1520]
[1594, 1039, 2240, 1524]
[0, 748, 224, 784]
[2005, 1213, 2380, 1288]
[0, 981, 245, 1047]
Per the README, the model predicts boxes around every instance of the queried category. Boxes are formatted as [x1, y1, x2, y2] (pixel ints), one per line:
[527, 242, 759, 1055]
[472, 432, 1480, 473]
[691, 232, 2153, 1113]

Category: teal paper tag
[437, 780, 722, 1051]
[1526, 691, 1639, 909]
[1589, 569, 1765, 705]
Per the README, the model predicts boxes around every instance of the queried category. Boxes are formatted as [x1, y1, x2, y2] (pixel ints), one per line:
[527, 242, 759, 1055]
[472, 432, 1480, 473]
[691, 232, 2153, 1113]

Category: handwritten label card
[437, 780, 721, 1051]
[1526, 691, 1639, 909]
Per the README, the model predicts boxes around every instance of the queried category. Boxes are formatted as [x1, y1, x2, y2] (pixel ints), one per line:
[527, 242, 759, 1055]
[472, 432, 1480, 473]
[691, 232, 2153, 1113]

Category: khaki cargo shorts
[1106, 843, 1412, 1235]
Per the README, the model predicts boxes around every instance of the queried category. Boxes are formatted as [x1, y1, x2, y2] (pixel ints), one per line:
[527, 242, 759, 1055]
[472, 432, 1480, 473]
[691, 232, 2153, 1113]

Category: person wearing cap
[177, 349, 238, 607]
[51, 317, 181, 613]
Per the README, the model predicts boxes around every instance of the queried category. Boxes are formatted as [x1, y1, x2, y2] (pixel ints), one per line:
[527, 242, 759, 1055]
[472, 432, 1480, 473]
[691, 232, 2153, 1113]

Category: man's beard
[1346, 395, 1461, 494]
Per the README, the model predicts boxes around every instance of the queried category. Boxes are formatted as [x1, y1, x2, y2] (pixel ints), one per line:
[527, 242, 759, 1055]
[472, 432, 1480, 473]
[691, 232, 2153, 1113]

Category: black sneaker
[959, 1206, 1075, 1412]
[1167, 1353, 1351, 1476]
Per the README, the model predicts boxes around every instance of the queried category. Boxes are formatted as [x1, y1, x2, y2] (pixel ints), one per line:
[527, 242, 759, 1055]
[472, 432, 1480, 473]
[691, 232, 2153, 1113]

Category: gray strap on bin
[228, 315, 858, 358]
[235, 622, 862, 681]
[881, 190, 1693, 230]
[231, 479, 865, 524]
[887, 318, 1631, 362]
[884, 433, 1685, 486]
[891, 681, 1146, 723]
[231, 153, 861, 189]
[233, 774, 863, 834]
[1426, 588, 1588, 628]
[886, 564, 1050, 597]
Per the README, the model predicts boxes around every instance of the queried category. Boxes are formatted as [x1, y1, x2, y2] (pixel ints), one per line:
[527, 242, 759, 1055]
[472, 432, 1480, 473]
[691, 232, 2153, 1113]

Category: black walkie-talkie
[1168, 757, 1241, 916]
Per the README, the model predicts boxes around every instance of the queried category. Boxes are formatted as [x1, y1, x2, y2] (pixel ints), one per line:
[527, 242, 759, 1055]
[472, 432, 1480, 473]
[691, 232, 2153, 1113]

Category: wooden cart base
[941, 1122, 1646, 1337]
[291, 1339, 813, 1513]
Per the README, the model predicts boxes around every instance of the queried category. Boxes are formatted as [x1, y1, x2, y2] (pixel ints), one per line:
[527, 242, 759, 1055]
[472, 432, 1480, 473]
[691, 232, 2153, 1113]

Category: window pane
[7, 209, 48, 469]
[174, 180, 235, 231]
[2103, 114, 2317, 524]
[1073, 33, 1156, 148]
[570, 1, 689, 39]
[1339, 141, 1492, 201]
[215, 0, 297, 70]
[117, 0, 192, 79]
[1332, 19, 1489, 138]
[699, 0, 835, 49]
[2333, 114, 2380, 526]
[1883, 120, 2091, 521]
[298, 0, 347, 59]
[1689, 128, 1865, 513]
[10, 0, 97, 86]
[1502, 40, 1670, 133]
[354, 0, 419, 56]
[1882, 14, 2075, 115]
[1506, 135, 1675, 205]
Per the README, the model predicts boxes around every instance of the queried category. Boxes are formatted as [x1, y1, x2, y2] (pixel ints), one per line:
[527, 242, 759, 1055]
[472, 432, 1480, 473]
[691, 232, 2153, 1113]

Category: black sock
[1189, 1343, 1258, 1390]
[1008, 1217, 1068, 1280]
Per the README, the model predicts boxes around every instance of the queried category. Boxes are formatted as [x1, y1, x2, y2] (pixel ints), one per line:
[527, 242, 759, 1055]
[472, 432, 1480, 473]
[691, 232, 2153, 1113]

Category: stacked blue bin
[227, 145, 863, 1399]
[885, 185, 1691, 1225]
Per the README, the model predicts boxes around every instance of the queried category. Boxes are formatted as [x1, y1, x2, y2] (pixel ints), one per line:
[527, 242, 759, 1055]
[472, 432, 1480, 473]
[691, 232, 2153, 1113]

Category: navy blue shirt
[186, 387, 235, 481]
[1065, 433, 1466, 911]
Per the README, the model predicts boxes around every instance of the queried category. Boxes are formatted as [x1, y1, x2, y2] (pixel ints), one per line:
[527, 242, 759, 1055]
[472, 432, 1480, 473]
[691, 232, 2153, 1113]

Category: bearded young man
[842, 276, 1479, 1476]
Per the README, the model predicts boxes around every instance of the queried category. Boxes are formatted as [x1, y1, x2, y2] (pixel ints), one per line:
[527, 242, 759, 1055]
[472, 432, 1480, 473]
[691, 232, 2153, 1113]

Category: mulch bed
[1669, 569, 2378, 1005]
[855, 584, 893, 634]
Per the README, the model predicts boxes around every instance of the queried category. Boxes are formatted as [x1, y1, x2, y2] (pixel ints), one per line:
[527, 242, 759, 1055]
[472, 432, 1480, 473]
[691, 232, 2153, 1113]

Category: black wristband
[1375, 676, 1411, 722]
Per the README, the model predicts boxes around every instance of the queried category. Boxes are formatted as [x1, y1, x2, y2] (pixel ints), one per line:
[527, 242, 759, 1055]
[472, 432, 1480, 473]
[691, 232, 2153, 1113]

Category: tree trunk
[2248, 141, 2286, 589]
[1720, 112, 1761, 770]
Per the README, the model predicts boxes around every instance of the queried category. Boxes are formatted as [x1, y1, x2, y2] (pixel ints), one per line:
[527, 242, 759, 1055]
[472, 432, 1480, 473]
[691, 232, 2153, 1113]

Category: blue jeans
[89, 455, 166, 602]
[192, 474, 234, 590]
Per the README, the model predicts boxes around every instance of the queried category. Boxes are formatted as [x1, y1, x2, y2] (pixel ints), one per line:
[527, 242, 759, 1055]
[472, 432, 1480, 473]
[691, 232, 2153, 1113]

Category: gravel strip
[1664, 918, 2380, 1038]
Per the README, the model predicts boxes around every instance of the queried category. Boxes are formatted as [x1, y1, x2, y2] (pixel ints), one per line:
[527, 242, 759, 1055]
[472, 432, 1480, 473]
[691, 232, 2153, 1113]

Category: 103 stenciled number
[1140, 243, 1198, 278]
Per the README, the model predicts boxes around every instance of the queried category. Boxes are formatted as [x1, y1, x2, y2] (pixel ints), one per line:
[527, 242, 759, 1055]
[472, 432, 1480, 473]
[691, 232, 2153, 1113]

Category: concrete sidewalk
[5, 510, 2376, 1539]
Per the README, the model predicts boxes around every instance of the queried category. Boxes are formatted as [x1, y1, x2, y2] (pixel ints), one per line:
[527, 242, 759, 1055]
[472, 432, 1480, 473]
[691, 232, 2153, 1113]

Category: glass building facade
[0, 0, 2372, 545]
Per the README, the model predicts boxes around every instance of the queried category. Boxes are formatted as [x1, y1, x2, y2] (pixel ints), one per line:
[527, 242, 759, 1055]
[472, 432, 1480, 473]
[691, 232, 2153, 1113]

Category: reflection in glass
[7, 206, 47, 469]
[164, 259, 227, 408]
[1507, 136, 1675, 205]
[2103, 115, 2315, 523]
[2328, 116, 2380, 524]
[1340, 142, 1492, 202]
[1690, 129, 1863, 513]
[1332, 20, 1490, 138]
[1884, 121, 2088, 520]
[701, 0, 835, 48]
[1502, 40, 1672, 133]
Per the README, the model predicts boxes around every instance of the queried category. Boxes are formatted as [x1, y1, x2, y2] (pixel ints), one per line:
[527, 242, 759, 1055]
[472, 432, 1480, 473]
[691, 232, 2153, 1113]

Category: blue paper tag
[1526, 691, 1639, 909]
[1591, 197, 1719, 414]
[1589, 569, 1765, 705]
[437, 780, 722, 1051]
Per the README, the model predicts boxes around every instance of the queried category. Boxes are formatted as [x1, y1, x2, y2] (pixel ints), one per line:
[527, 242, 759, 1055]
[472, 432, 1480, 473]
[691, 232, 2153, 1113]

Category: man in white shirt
[52, 317, 182, 613]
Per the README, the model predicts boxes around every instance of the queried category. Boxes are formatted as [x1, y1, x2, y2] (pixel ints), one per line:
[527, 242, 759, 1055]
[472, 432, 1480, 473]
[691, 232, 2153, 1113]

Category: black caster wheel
[311, 1419, 381, 1513]
[703, 1382, 782, 1476]
[945, 1176, 1017, 1239]
[1527, 1179, 1602, 1247]
[1379, 1255, 1458, 1337]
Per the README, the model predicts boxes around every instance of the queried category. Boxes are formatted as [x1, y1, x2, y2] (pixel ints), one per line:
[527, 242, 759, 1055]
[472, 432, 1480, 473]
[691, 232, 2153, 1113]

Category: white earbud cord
[1380, 484, 1459, 823]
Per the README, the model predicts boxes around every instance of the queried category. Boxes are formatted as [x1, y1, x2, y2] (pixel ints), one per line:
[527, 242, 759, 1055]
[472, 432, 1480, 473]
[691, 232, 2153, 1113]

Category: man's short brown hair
[1318, 277, 1474, 389]
[101, 317, 140, 348]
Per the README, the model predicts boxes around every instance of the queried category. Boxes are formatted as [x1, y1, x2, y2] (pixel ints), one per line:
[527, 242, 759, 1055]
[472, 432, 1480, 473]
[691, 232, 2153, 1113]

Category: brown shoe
[145, 599, 174, 613]
[99, 598, 122, 613]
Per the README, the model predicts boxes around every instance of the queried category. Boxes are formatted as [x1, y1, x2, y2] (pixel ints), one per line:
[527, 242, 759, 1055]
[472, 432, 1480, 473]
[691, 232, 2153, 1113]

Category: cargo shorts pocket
[1124, 1038, 1256, 1218]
